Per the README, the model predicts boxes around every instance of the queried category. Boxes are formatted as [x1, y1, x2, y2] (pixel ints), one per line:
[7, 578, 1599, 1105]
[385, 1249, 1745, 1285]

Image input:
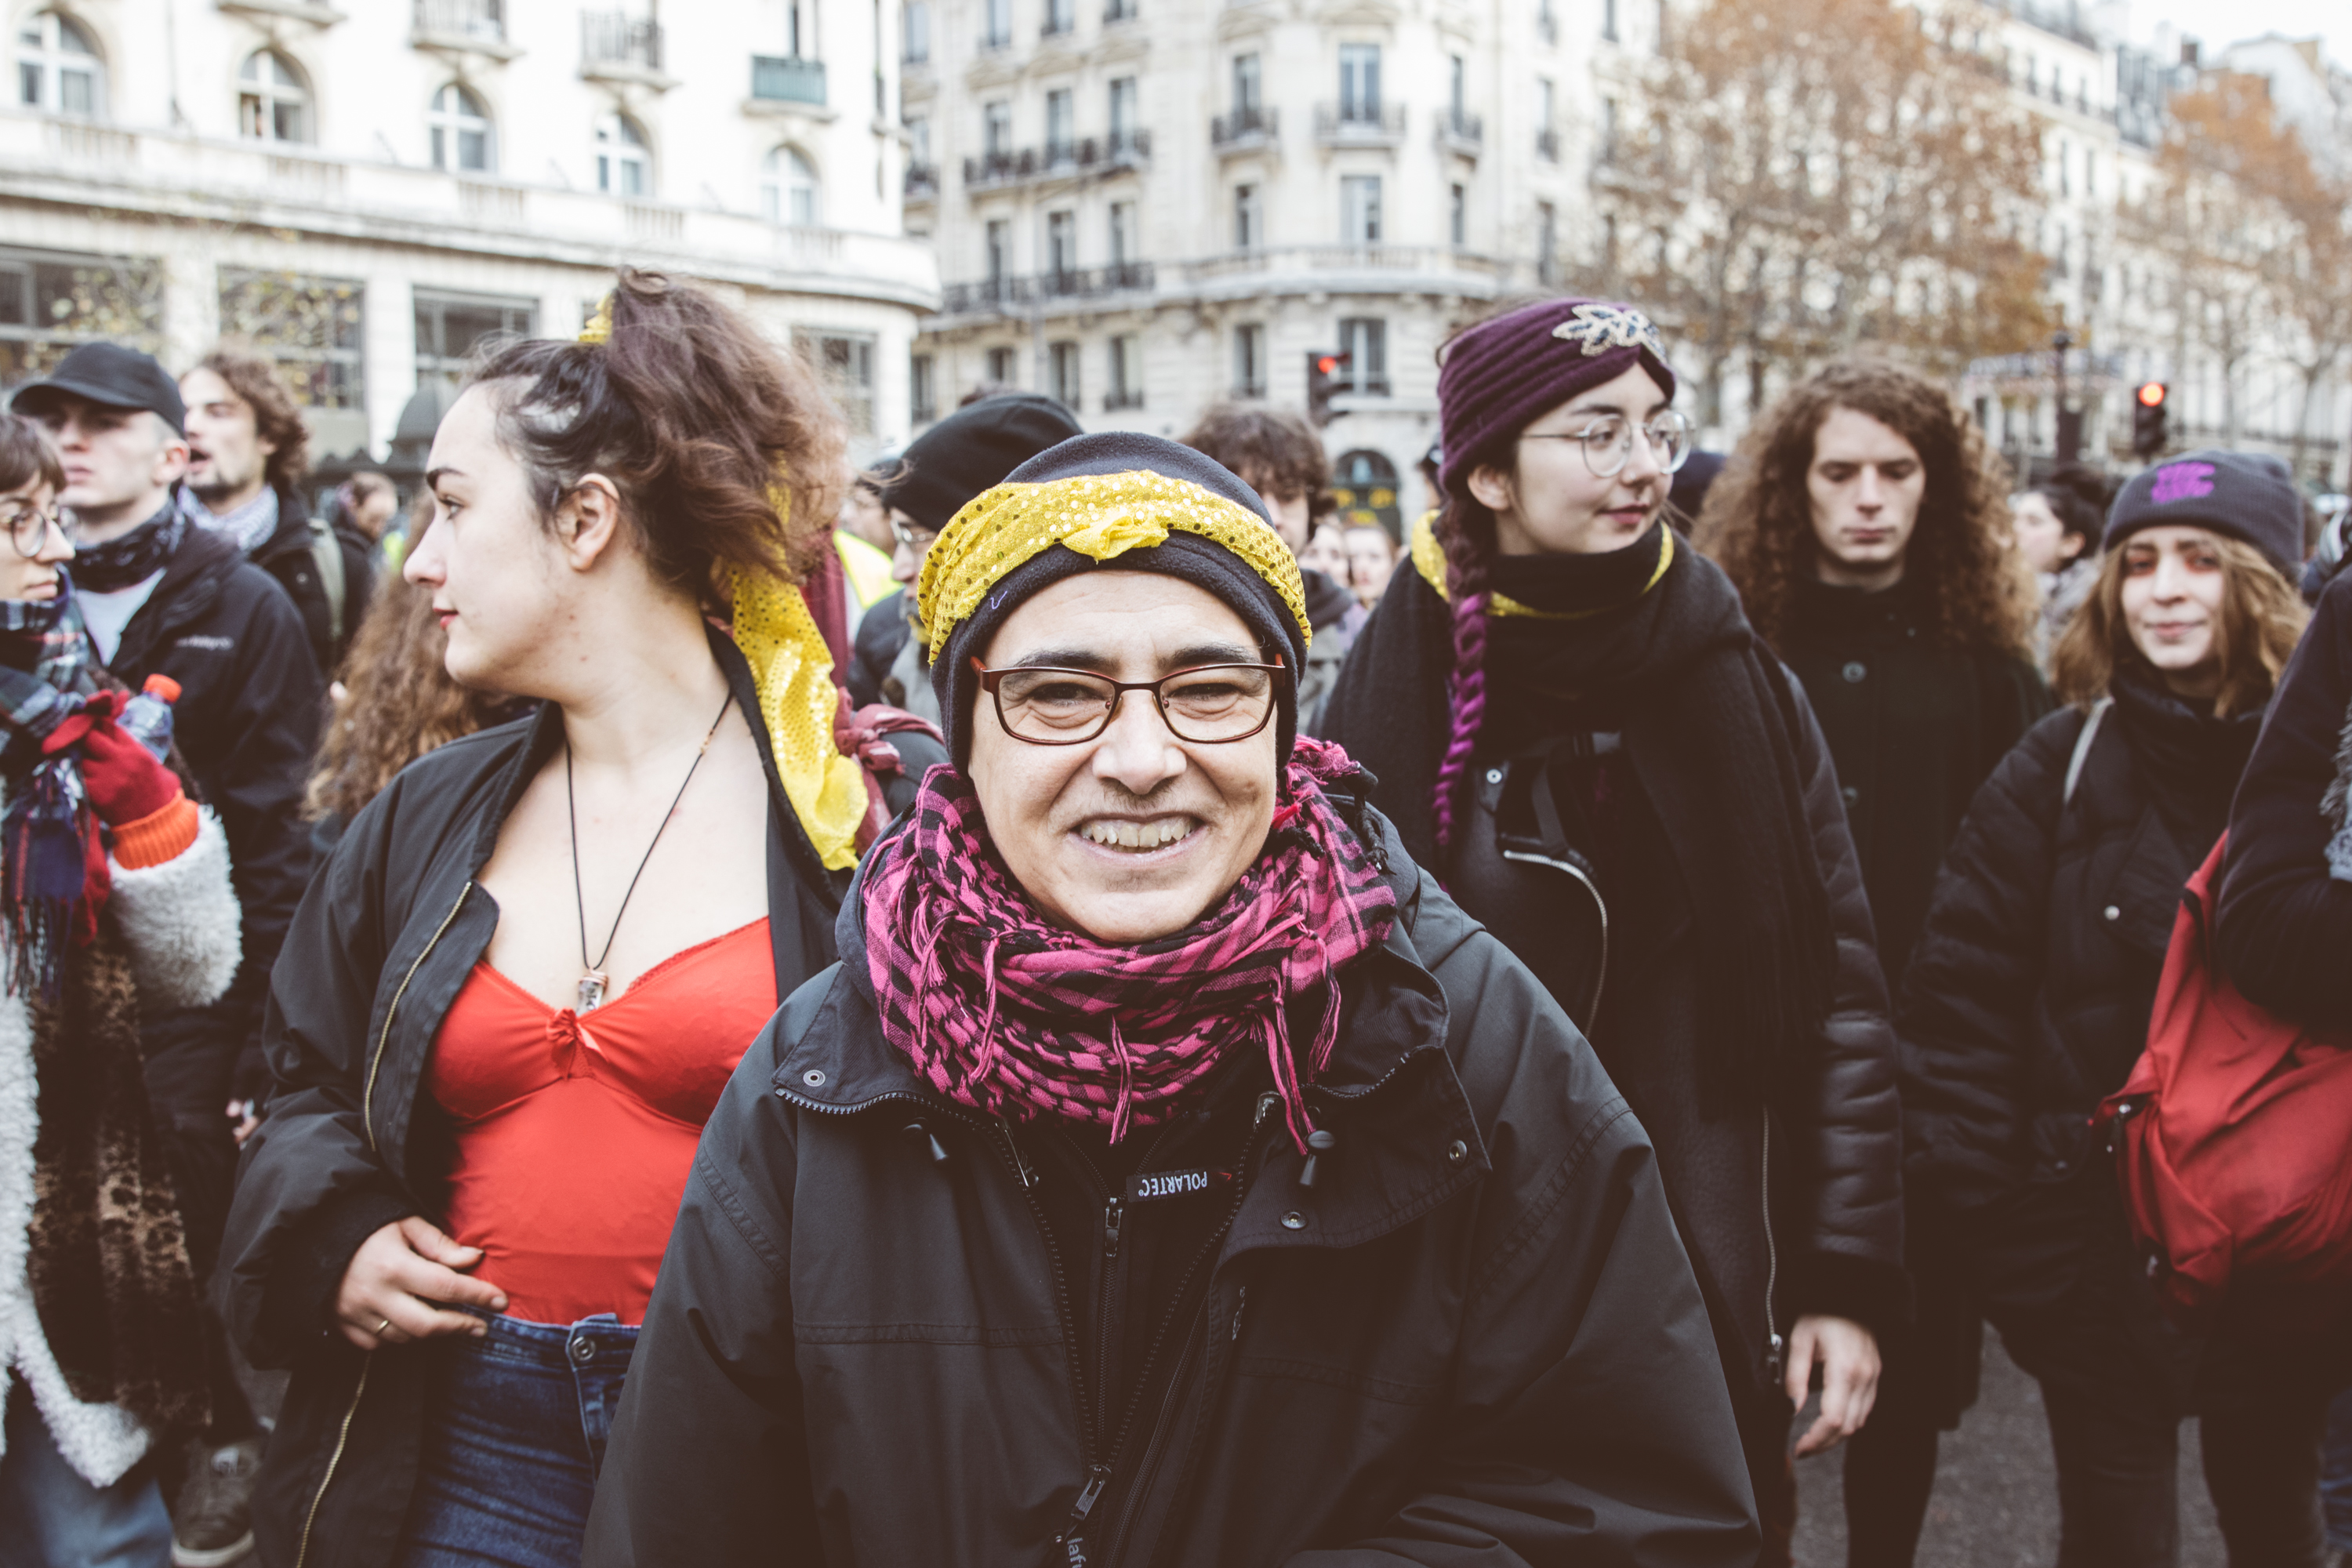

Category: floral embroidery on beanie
[1552, 303, 1667, 359]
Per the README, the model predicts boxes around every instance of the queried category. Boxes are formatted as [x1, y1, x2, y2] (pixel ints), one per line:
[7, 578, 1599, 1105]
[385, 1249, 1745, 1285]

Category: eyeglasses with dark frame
[971, 657, 1287, 746]
[1519, 409, 1694, 479]
[0, 503, 67, 558]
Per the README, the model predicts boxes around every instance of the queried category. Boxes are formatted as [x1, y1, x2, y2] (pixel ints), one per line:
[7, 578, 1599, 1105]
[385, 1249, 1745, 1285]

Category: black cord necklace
[566, 693, 732, 1011]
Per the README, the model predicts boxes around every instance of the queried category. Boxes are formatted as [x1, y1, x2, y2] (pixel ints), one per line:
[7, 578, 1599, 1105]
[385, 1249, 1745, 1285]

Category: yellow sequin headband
[579, 293, 615, 346]
[916, 470, 1310, 662]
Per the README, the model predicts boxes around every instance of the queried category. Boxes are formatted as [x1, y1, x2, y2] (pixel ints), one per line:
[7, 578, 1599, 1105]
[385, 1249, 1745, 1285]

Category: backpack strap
[2063, 696, 2113, 811]
[307, 517, 347, 648]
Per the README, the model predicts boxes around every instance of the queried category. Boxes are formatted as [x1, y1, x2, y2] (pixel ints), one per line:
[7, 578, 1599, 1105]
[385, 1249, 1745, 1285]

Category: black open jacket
[217, 630, 846, 1568]
[249, 481, 377, 679]
[583, 801, 1760, 1567]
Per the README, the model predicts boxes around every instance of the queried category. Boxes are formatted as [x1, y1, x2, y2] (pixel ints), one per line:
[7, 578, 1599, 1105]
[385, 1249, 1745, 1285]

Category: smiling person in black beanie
[586, 430, 1757, 1567]
[847, 394, 1083, 720]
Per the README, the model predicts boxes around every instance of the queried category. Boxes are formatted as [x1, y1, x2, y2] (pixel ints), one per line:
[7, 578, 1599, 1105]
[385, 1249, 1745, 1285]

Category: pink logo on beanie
[2150, 461, 2216, 506]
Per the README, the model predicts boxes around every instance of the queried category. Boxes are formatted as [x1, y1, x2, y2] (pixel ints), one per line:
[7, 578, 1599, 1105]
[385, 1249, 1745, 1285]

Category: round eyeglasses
[0, 503, 67, 558]
[972, 658, 1286, 746]
[891, 517, 939, 552]
[1521, 409, 1694, 479]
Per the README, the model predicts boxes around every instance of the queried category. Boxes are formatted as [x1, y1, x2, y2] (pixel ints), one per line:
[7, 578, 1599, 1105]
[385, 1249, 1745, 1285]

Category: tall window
[1045, 88, 1073, 158]
[1597, 96, 1617, 162]
[1108, 201, 1135, 267]
[1536, 200, 1557, 284]
[1109, 76, 1137, 149]
[415, 289, 535, 390]
[16, 10, 103, 117]
[1602, 0, 1618, 41]
[0, 245, 163, 383]
[906, 114, 931, 166]
[910, 352, 937, 423]
[218, 267, 365, 410]
[795, 329, 877, 437]
[594, 112, 651, 197]
[1043, 0, 1073, 34]
[984, 99, 1012, 156]
[982, 0, 1011, 48]
[1048, 340, 1080, 409]
[1449, 182, 1465, 246]
[902, 0, 930, 64]
[238, 50, 309, 142]
[1338, 43, 1380, 121]
[985, 344, 1017, 383]
[429, 83, 493, 172]
[1448, 55, 1465, 123]
[1233, 52, 1260, 113]
[1233, 183, 1260, 250]
[1107, 334, 1142, 409]
[985, 218, 1011, 280]
[1046, 209, 1076, 278]
[1341, 175, 1381, 245]
[1338, 317, 1386, 394]
[1537, 76, 1557, 159]
[1233, 323, 1265, 398]
[762, 146, 820, 225]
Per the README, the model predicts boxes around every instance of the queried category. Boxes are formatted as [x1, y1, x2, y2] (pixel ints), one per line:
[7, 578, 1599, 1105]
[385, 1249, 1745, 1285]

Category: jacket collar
[106, 523, 244, 674]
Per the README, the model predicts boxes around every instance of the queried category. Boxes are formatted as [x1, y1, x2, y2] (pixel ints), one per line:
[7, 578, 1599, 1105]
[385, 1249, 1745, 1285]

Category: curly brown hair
[468, 268, 844, 605]
[1696, 360, 2034, 658]
[193, 347, 310, 492]
[307, 572, 525, 822]
[1178, 403, 1335, 522]
[2050, 535, 2307, 719]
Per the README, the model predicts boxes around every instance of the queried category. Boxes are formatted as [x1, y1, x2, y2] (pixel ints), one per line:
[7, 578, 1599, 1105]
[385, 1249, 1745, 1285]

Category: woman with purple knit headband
[1322, 297, 1906, 1563]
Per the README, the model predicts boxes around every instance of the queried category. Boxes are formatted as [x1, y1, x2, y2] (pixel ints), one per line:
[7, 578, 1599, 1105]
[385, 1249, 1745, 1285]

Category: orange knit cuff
[111, 795, 200, 869]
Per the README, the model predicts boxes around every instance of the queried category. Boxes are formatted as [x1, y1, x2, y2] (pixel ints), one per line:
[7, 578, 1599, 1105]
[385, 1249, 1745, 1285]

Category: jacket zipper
[1497, 848, 1609, 1030]
[362, 881, 474, 1155]
[1760, 1105, 1784, 1385]
[292, 1354, 372, 1568]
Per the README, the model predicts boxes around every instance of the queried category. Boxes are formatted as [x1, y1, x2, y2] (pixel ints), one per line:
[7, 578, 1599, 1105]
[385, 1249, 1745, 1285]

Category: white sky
[2131, 0, 2342, 65]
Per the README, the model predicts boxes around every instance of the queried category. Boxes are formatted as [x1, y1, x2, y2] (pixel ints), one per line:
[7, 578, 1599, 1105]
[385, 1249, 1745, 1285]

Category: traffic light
[2132, 382, 2169, 460]
[1306, 350, 1350, 427]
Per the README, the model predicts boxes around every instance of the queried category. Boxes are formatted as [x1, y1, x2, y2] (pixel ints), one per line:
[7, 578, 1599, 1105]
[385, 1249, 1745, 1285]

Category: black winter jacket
[583, 810, 1761, 1568]
[249, 482, 376, 678]
[1900, 672, 2261, 1316]
[218, 632, 846, 1568]
[2218, 566, 2352, 1031]
[107, 523, 325, 1130]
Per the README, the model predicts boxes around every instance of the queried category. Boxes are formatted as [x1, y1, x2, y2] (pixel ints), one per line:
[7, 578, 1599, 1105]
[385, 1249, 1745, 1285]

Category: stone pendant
[578, 970, 609, 1012]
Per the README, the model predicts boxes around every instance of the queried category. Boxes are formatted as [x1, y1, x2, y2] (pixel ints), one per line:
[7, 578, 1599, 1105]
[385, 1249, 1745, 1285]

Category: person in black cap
[584, 431, 1757, 1567]
[846, 393, 1083, 720]
[13, 341, 325, 1565]
[1903, 447, 2325, 1566]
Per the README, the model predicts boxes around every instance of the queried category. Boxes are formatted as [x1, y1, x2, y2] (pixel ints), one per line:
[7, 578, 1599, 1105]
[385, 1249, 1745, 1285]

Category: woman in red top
[220, 270, 938, 1568]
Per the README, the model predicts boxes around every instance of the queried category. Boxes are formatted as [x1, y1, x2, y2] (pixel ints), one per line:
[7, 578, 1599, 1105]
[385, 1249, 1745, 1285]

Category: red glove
[45, 693, 183, 828]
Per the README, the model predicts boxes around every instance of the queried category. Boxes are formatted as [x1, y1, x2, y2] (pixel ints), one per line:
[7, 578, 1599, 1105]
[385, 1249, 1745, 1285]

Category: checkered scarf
[861, 736, 1397, 1151]
[0, 584, 106, 995]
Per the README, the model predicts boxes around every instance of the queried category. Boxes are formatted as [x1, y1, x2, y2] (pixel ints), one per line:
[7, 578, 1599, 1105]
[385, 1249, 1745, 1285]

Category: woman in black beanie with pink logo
[1320, 298, 1905, 1560]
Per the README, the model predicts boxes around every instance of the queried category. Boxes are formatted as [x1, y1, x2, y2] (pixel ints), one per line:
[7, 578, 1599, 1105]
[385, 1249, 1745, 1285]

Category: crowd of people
[0, 272, 2347, 1568]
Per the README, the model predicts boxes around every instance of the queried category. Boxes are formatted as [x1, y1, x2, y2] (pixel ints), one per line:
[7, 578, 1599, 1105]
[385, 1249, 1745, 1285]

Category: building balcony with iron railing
[962, 131, 1152, 189]
[938, 261, 1156, 315]
[1313, 102, 1405, 147]
[1211, 105, 1277, 152]
[1103, 387, 1145, 411]
[750, 55, 826, 107]
[904, 162, 939, 200]
[411, 0, 517, 57]
[581, 10, 667, 84]
[1435, 107, 1482, 157]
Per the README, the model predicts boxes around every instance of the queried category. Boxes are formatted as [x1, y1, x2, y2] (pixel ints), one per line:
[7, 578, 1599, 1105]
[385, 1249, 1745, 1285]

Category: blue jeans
[393, 1313, 639, 1568]
[0, 1378, 172, 1568]
[2324, 1385, 2352, 1553]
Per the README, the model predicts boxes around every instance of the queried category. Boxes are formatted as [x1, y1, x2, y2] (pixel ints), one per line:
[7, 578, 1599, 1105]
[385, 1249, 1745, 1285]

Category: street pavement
[1793, 1326, 2227, 1566]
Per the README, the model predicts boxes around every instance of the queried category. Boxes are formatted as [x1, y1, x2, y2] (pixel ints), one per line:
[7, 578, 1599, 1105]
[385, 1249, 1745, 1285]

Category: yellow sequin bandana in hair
[916, 469, 1310, 662]
[728, 538, 873, 873]
[579, 294, 614, 345]
[1409, 509, 1673, 619]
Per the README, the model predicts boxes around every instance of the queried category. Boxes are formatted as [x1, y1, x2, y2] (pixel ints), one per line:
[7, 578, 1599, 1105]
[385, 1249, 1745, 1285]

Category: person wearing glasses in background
[1696, 361, 2050, 1568]
[586, 431, 1757, 1566]
[1321, 299, 1905, 1567]
[847, 394, 1083, 723]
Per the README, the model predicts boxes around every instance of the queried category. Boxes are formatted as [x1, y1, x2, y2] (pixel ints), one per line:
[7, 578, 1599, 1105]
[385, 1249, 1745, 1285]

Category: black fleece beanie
[927, 431, 1309, 769]
[880, 394, 1084, 533]
[2105, 450, 2304, 577]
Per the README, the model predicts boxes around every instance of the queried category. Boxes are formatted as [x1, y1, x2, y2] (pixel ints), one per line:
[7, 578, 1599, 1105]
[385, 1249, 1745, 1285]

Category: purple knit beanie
[1436, 299, 1679, 502]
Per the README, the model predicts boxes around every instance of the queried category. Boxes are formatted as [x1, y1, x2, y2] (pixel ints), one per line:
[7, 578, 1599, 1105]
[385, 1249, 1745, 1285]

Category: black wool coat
[583, 809, 1762, 1568]
[217, 633, 845, 1568]
[1900, 673, 2259, 1325]
[249, 481, 377, 680]
[1777, 575, 2052, 986]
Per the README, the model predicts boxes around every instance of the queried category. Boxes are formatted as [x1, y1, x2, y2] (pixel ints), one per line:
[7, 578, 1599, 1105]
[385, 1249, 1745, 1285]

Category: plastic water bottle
[120, 673, 181, 761]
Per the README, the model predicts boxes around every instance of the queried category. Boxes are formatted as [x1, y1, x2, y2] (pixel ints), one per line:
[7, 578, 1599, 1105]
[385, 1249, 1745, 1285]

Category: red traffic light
[1315, 354, 1347, 376]
[2136, 382, 2167, 408]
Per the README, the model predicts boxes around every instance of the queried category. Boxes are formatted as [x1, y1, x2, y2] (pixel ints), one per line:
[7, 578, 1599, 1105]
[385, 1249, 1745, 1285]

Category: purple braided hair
[1431, 499, 1494, 853]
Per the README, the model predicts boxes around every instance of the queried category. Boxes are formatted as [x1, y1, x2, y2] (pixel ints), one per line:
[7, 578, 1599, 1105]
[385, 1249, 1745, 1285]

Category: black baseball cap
[10, 343, 187, 435]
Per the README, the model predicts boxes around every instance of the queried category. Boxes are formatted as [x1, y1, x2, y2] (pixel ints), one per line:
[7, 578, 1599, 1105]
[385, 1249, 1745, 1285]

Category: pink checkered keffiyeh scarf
[860, 736, 1397, 1152]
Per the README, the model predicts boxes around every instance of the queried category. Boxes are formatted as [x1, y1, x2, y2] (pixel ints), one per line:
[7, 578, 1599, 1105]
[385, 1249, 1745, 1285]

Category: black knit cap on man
[13, 340, 326, 1560]
[586, 430, 1759, 1566]
[847, 393, 1083, 719]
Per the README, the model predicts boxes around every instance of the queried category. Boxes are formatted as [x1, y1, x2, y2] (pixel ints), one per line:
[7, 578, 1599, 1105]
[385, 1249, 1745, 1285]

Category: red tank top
[428, 918, 776, 1326]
